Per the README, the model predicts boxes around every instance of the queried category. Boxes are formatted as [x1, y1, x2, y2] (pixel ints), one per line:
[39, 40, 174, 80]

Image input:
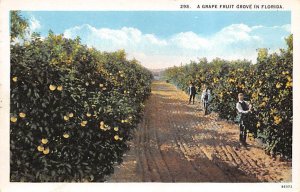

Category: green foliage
[10, 11, 29, 41]
[10, 32, 152, 182]
[164, 35, 293, 159]
[257, 48, 269, 62]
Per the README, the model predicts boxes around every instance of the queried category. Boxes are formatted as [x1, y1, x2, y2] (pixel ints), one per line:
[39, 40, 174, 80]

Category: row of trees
[10, 11, 152, 182]
[164, 35, 293, 159]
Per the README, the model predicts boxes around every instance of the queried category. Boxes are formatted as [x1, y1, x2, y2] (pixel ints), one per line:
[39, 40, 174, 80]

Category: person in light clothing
[201, 84, 211, 115]
[236, 93, 252, 146]
[201, 84, 211, 102]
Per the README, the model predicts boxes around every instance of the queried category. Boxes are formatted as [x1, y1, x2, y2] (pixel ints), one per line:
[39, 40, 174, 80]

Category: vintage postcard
[0, 0, 299, 192]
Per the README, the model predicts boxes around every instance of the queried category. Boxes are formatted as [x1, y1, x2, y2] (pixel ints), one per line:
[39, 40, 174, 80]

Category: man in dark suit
[188, 82, 197, 104]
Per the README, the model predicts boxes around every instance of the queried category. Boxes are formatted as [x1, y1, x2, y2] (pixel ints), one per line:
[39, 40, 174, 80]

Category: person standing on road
[188, 82, 197, 104]
[236, 93, 252, 146]
[201, 84, 211, 115]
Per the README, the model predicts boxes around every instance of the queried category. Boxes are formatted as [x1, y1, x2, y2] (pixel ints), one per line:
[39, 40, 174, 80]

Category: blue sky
[20, 11, 291, 69]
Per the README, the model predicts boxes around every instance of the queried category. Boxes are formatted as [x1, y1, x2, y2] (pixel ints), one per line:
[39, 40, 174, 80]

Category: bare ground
[108, 80, 292, 182]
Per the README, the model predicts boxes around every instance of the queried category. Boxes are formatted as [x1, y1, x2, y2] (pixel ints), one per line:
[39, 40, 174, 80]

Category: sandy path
[108, 80, 291, 182]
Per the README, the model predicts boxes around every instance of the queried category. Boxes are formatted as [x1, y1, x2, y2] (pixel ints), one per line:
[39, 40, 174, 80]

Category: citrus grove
[10, 11, 152, 182]
[164, 35, 293, 159]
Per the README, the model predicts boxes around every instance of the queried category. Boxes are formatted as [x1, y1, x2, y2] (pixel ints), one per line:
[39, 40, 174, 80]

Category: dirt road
[108, 81, 292, 182]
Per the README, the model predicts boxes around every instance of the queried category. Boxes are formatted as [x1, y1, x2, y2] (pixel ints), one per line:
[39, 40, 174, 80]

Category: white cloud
[278, 24, 291, 32]
[29, 16, 41, 32]
[144, 34, 167, 46]
[64, 24, 168, 54]
[215, 24, 255, 43]
[170, 31, 210, 50]
[63, 23, 291, 69]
